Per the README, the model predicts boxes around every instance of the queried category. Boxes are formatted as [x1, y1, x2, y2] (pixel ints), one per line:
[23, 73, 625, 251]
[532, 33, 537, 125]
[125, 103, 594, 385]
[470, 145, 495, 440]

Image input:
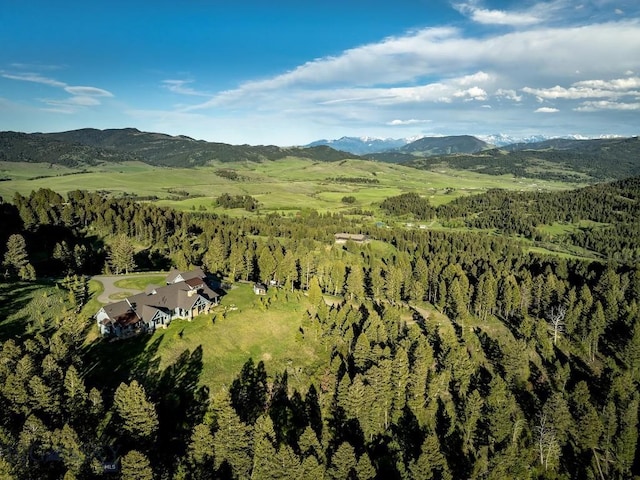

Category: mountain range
[1, 127, 639, 183]
[304, 133, 621, 154]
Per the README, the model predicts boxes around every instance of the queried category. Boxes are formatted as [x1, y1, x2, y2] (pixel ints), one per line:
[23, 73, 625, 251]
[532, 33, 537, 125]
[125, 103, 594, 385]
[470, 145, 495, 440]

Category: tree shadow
[140, 345, 209, 477]
[0, 281, 50, 340]
[82, 335, 163, 396]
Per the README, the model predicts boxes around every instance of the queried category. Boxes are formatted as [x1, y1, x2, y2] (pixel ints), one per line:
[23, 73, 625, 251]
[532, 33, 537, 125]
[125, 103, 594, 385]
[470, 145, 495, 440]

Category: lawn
[84, 283, 330, 393]
[113, 275, 166, 291]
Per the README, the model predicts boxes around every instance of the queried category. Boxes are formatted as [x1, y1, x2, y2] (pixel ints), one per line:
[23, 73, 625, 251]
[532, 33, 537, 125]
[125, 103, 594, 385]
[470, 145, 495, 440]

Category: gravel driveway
[92, 273, 164, 304]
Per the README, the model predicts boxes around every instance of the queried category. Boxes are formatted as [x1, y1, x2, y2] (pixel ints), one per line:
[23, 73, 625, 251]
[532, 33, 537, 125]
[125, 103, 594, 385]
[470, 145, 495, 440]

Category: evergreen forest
[0, 176, 639, 480]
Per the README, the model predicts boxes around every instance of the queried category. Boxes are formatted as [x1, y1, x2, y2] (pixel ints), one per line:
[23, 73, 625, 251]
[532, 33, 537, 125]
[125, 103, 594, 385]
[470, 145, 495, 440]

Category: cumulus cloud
[575, 100, 640, 111]
[535, 107, 560, 113]
[454, 1, 542, 25]
[523, 76, 640, 114]
[495, 89, 522, 101]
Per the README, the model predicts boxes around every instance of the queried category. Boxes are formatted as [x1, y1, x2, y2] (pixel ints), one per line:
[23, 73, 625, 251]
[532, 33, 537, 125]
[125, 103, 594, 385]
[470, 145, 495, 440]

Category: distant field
[0, 158, 581, 216]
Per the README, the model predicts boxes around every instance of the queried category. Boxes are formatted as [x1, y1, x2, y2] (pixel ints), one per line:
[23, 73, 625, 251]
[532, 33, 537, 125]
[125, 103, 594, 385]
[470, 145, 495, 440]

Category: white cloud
[387, 119, 430, 125]
[1, 72, 66, 88]
[454, 1, 542, 26]
[185, 20, 640, 115]
[572, 77, 640, 90]
[162, 79, 209, 97]
[64, 86, 113, 97]
[495, 89, 522, 101]
[453, 86, 488, 101]
[1, 70, 114, 112]
[523, 76, 640, 103]
[535, 107, 560, 113]
[575, 100, 640, 111]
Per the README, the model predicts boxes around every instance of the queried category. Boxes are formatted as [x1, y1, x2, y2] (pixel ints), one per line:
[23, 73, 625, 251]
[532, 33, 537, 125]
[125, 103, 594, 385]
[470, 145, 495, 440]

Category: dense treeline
[0, 187, 639, 479]
[380, 193, 436, 221]
[436, 176, 640, 261]
[326, 177, 380, 185]
[215, 194, 259, 211]
[403, 137, 640, 183]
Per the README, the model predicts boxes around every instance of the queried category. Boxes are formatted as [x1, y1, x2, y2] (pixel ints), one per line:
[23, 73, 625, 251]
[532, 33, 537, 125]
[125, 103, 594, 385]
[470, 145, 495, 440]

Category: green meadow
[0, 158, 579, 216]
[85, 280, 330, 392]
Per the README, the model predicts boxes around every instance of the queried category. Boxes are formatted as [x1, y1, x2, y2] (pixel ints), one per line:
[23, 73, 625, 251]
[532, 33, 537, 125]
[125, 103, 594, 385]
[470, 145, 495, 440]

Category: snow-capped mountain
[305, 136, 416, 155]
[477, 134, 553, 147]
[478, 133, 625, 147]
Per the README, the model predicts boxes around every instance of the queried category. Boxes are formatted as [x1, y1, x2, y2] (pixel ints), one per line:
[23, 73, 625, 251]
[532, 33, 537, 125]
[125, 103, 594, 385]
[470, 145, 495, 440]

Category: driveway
[92, 273, 164, 304]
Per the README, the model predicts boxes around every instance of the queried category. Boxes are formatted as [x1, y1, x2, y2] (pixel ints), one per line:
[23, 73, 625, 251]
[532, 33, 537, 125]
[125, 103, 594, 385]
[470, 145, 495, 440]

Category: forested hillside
[400, 136, 640, 183]
[0, 129, 357, 168]
[0, 184, 639, 479]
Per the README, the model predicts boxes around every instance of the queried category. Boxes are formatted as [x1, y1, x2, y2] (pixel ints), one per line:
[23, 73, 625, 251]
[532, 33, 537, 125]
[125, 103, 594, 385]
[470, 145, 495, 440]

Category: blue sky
[1, 0, 639, 145]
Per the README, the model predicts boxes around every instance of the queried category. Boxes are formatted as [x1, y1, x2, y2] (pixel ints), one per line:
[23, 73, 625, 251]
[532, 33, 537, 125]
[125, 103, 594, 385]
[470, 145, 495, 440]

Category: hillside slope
[0, 128, 358, 167]
[403, 136, 640, 182]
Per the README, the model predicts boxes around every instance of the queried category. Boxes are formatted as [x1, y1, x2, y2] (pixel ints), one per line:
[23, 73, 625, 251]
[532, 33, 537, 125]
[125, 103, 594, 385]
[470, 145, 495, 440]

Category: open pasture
[0, 158, 579, 216]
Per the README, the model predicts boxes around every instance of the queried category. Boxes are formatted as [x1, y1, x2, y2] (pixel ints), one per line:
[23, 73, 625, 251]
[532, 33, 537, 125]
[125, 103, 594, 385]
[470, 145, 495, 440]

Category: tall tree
[120, 450, 154, 480]
[113, 380, 159, 442]
[108, 234, 136, 275]
[3, 233, 34, 280]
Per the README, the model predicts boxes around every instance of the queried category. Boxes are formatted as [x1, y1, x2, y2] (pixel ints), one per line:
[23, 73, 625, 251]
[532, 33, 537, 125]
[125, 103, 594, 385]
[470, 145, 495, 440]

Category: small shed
[253, 283, 267, 295]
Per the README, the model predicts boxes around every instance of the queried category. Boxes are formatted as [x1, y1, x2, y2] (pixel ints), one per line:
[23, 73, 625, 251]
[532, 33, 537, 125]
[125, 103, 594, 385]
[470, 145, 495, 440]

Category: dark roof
[184, 277, 204, 288]
[101, 278, 219, 327]
[165, 267, 206, 284]
[334, 233, 368, 242]
[101, 300, 140, 327]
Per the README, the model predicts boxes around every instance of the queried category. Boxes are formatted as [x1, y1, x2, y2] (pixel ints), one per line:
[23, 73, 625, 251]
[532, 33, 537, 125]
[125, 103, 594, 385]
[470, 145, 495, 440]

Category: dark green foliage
[0, 185, 639, 479]
[216, 193, 259, 211]
[327, 177, 379, 185]
[380, 192, 435, 220]
[404, 136, 640, 182]
[230, 358, 268, 424]
[0, 128, 357, 168]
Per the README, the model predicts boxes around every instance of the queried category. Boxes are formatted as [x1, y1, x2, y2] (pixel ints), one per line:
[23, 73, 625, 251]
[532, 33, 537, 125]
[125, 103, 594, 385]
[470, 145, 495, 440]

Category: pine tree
[307, 276, 323, 307]
[3, 234, 34, 279]
[409, 434, 452, 480]
[186, 423, 215, 478]
[63, 365, 87, 418]
[108, 234, 136, 275]
[346, 265, 365, 302]
[113, 380, 158, 441]
[120, 450, 153, 480]
[53, 424, 85, 476]
[203, 236, 227, 275]
[328, 442, 357, 480]
[212, 392, 253, 479]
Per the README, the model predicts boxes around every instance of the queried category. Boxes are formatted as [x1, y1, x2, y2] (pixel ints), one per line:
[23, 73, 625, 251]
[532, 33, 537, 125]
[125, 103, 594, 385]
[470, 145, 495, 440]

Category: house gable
[97, 268, 219, 337]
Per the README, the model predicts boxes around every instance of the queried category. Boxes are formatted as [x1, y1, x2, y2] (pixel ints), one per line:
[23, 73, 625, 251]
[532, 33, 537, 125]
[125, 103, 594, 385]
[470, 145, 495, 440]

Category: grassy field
[0, 158, 580, 217]
[113, 275, 166, 290]
[84, 283, 330, 392]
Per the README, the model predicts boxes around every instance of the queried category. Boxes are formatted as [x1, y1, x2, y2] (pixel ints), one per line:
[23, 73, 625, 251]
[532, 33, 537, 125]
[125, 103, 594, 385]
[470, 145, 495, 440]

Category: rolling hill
[402, 136, 640, 182]
[0, 128, 358, 167]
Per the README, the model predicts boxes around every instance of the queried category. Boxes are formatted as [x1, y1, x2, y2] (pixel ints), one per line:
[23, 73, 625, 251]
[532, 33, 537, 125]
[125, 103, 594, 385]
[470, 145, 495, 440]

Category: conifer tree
[3, 234, 29, 274]
[120, 450, 154, 480]
[113, 380, 159, 442]
[328, 442, 357, 480]
[108, 234, 136, 275]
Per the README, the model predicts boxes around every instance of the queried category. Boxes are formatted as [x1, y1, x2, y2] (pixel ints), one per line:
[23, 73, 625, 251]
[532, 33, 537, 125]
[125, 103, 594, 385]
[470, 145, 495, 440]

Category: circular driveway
[92, 273, 164, 304]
